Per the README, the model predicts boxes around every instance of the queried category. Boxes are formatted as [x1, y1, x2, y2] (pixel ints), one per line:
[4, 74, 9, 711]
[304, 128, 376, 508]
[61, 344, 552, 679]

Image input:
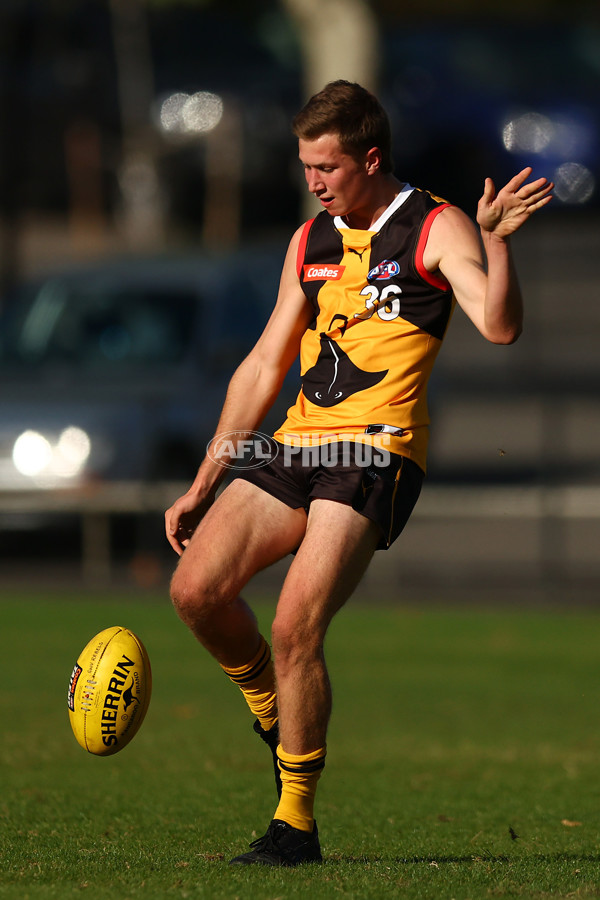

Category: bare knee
[170, 563, 224, 630]
[271, 608, 324, 674]
[171, 569, 200, 627]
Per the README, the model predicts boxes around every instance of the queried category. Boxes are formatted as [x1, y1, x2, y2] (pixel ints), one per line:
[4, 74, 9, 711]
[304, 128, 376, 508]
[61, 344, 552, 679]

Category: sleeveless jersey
[273, 185, 455, 472]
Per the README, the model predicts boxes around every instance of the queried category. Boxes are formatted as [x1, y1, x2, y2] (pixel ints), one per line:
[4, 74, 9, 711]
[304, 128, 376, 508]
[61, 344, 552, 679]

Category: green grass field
[2, 588, 600, 899]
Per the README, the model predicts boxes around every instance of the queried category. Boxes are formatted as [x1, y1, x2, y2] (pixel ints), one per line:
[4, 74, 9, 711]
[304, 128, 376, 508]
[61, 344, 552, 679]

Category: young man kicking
[165, 80, 553, 866]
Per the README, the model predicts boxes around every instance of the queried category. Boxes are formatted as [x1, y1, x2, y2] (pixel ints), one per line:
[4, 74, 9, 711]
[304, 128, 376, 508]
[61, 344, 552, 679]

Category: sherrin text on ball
[68, 626, 152, 756]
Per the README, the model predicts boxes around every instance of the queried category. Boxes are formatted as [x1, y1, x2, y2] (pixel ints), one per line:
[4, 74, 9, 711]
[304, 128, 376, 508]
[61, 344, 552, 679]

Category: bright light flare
[182, 92, 223, 133]
[158, 91, 224, 135]
[12, 426, 92, 480]
[553, 162, 595, 204]
[502, 109, 595, 205]
[12, 430, 53, 477]
[159, 92, 189, 132]
[55, 426, 92, 477]
[503, 112, 554, 154]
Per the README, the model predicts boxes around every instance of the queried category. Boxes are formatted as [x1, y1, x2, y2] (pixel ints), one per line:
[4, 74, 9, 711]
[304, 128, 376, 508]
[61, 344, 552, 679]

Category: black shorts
[235, 440, 423, 550]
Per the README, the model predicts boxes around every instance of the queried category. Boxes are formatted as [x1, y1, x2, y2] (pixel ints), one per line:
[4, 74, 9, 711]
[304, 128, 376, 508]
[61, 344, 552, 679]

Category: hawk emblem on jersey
[302, 333, 388, 408]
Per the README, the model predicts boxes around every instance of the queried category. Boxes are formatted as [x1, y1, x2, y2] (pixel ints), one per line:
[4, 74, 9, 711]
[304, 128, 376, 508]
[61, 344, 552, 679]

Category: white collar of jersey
[334, 183, 414, 233]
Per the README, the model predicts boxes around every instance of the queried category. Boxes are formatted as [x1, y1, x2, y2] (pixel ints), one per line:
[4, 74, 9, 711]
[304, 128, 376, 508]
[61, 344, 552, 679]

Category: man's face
[298, 133, 373, 218]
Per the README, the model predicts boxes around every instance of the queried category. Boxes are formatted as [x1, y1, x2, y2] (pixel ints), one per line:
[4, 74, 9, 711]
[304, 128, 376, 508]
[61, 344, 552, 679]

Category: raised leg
[170, 478, 307, 666]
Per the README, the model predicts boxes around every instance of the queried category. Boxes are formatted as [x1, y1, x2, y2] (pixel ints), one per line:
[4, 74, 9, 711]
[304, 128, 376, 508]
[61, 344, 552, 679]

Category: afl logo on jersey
[367, 260, 400, 281]
[303, 264, 345, 281]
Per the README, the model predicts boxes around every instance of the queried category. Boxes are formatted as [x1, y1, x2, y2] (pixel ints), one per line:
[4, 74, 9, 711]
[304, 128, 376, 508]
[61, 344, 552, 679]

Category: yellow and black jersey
[274, 185, 455, 472]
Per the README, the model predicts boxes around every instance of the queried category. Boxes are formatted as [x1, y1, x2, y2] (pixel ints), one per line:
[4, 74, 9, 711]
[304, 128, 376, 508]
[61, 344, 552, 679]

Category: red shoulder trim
[414, 203, 452, 292]
[296, 218, 315, 279]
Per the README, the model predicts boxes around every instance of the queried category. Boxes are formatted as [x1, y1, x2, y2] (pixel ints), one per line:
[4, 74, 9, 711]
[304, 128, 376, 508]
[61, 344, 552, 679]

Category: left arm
[424, 167, 553, 344]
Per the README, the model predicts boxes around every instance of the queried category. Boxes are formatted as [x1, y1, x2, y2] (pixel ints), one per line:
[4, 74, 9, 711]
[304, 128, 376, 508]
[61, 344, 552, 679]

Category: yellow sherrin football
[68, 626, 152, 756]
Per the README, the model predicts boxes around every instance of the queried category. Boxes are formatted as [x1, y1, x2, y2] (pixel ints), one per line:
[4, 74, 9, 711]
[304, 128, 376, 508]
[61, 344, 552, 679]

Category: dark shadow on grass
[323, 852, 600, 866]
[323, 855, 508, 865]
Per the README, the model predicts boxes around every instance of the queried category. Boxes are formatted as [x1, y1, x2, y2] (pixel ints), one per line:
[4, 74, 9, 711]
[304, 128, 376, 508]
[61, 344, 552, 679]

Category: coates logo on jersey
[303, 265, 345, 281]
[367, 260, 400, 281]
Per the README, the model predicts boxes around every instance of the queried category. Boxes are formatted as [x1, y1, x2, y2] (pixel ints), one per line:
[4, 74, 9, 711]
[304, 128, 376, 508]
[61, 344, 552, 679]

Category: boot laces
[249, 822, 286, 854]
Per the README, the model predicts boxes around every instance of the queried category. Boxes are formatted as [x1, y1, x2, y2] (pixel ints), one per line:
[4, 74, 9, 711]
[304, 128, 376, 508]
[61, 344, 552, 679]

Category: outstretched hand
[477, 167, 553, 237]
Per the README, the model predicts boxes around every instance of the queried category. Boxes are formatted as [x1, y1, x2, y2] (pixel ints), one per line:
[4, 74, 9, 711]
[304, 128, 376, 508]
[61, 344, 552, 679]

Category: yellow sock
[220, 636, 278, 732]
[274, 744, 326, 832]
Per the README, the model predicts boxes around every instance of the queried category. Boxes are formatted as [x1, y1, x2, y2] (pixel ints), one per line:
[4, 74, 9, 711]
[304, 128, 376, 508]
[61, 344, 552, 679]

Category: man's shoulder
[299, 212, 341, 256]
[399, 186, 453, 215]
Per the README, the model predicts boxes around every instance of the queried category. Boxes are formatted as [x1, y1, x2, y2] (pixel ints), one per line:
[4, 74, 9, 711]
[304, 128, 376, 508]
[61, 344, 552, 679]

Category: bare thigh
[273, 498, 381, 647]
[171, 478, 308, 612]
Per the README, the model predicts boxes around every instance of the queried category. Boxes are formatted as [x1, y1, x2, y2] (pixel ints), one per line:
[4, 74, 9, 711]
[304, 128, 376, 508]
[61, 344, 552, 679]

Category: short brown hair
[292, 80, 394, 174]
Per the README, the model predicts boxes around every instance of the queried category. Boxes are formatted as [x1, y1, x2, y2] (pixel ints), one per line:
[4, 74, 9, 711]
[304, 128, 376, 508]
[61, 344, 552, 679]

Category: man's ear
[365, 146, 382, 175]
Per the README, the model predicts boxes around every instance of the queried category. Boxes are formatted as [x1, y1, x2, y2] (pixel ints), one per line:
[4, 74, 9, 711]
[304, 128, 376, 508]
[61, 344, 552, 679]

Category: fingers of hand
[165, 507, 175, 534]
[165, 529, 185, 556]
[517, 176, 552, 198]
[165, 503, 194, 554]
[504, 166, 533, 193]
[524, 193, 553, 214]
[479, 177, 496, 207]
[166, 526, 192, 556]
[176, 522, 194, 542]
[510, 184, 553, 218]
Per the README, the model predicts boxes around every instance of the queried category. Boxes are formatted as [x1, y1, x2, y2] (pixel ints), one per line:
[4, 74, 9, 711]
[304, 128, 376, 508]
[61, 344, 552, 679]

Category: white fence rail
[2, 481, 600, 586]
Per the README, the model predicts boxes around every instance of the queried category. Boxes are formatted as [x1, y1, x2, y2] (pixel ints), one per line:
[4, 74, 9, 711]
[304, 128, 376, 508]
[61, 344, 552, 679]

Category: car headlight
[12, 426, 91, 480]
[54, 426, 92, 477]
[12, 430, 53, 477]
